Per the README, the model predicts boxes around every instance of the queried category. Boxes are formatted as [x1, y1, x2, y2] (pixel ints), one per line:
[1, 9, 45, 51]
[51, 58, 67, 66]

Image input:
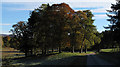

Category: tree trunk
[80, 46, 83, 53]
[80, 35, 85, 53]
[117, 46, 119, 52]
[59, 45, 62, 53]
[119, 46, 120, 52]
[52, 48, 54, 53]
[97, 44, 100, 52]
[85, 48, 87, 53]
[25, 50, 28, 57]
[72, 46, 74, 53]
[44, 47, 47, 54]
[47, 49, 49, 54]
[42, 48, 44, 54]
[25, 53, 27, 57]
[85, 45, 87, 53]
[97, 48, 100, 53]
[30, 49, 33, 55]
[114, 45, 115, 52]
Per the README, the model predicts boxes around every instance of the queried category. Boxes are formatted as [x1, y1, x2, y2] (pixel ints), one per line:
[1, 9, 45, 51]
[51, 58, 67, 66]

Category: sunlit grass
[9, 52, 94, 66]
[100, 48, 119, 52]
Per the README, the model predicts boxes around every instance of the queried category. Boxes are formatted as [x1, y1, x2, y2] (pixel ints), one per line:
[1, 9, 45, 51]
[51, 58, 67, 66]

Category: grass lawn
[97, 48, 120, 65]
[2, 47, 25, 59]
[2, 51, 95, 66]
[100, 48, 119, 52]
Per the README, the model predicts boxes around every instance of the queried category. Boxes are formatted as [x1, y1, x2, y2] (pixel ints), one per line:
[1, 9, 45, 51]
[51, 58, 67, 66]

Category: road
[87, 54, 113, 65]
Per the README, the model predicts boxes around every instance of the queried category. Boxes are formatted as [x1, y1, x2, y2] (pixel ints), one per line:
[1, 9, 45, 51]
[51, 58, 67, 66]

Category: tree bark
[30, 49, 33, 55]
[25, 50, 28, 57]
[42, 48, 44, 54]
[52, 48, 54, 53]
[85, 48, 87, 53]
[80, 35, 85, 53]
[119, 46, 120, 52]
[85, 45, 87, 53]
[59, 46, 62, 53]
[44, 47, 47, 54]
[97, 44, 100, 52]
[72, 46, 74, 53]
[80, 46, 83, 53]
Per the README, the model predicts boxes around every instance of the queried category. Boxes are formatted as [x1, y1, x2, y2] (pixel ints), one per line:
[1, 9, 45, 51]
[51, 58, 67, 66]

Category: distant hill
[0, 34, 8, 37]
[0, 34, 13, 37]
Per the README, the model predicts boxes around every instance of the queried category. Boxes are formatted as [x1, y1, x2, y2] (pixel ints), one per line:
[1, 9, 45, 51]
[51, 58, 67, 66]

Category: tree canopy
[10, 3, 100, 56]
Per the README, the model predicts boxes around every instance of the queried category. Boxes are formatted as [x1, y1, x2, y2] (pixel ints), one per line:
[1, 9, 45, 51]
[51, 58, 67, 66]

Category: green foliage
[10, 21, 33, 56]
[3, 36, 11, 47]
[106, 1, 120, 48]
[10, 3, 100, 55]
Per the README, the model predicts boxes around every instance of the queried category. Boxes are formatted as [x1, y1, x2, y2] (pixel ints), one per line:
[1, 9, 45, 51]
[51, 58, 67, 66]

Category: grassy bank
[100, 48, 119, 52]
[2, 47, 25, 60]
[97, 48, 120, 65]
[2, 52, 96, 66]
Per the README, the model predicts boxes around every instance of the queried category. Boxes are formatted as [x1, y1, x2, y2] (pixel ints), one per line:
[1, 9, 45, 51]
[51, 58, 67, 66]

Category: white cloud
[91, 8, 108, 13]
[0, 32, 12, 35]
[94, 14, 108, 19]
[95, 14, 107, 17]
[1, 0, 116, 3]
[0, 24, 12, 26]
[69, 2, 112, 14]
[12, 8, 34, 11]
[3, 1, 114, 13]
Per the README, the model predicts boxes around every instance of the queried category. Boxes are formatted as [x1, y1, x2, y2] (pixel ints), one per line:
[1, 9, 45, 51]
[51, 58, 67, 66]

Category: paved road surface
[87, 54, 113, 65]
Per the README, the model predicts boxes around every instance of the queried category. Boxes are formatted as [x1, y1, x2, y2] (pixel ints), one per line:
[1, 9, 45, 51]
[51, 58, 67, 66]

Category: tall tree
[106, 1, 120, 50]
[76, 10, 98, 53]
[11, 21, 32, 56]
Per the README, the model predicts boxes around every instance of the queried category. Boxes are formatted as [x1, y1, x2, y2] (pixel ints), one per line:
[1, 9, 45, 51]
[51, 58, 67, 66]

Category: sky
[0, 0, 117, 34]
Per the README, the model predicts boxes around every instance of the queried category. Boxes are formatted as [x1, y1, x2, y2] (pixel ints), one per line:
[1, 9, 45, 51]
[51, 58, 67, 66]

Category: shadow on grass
[28, 55, 87, 67]
[2, 53, 60, 66]
[2, 51, 22, 53]
[95, 52, 120, 65]
[2, 52, 87, 67]
[10, 52, 60, 61]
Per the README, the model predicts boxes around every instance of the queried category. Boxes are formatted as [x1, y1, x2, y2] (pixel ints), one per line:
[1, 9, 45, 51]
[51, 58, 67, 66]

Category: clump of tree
[11, 3, 100, 57]
[2, 36, 11, 47]
[105, 1, 120, 52]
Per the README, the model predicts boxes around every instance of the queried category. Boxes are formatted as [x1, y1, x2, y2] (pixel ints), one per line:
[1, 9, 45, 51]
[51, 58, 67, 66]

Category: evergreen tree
[106, 1, 120, 50]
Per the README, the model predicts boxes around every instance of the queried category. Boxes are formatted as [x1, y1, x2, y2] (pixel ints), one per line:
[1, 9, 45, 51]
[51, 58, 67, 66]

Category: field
[11, 52, 88, 66]
[97, 48, 120, 65]
[1, 47, 120, 66]
[1, 47, 95, 66]
[100, 48, 119, 52]
[2, 47, 25, 59]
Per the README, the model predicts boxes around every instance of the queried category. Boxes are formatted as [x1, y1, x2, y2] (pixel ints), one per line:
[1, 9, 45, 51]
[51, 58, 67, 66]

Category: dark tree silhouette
[106, 1, 120, 51]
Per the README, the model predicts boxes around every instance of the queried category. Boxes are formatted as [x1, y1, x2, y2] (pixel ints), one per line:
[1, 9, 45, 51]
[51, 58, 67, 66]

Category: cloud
[91, 8, 107, 13]
[12, 8, 34, 11]
[0, 32, 12, 35]
[3, 1, 114, 13]
[95, 14, 107, 17]
[2, 0, 116, 3]
[0, 24, 12, 26]
[70, 2, 112, 14]
[94, 14, 108, 19]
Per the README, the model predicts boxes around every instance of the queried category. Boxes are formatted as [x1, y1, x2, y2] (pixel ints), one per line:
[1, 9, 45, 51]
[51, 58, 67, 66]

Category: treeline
[2, 1, 120, 57]
[8, 3, 101, 57]
[92, 1, 120, 52]
[101, 1, 120, 51]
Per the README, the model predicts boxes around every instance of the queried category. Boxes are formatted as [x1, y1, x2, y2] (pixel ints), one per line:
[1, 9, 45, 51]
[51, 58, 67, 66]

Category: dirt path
[87, 54, 114, 65]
